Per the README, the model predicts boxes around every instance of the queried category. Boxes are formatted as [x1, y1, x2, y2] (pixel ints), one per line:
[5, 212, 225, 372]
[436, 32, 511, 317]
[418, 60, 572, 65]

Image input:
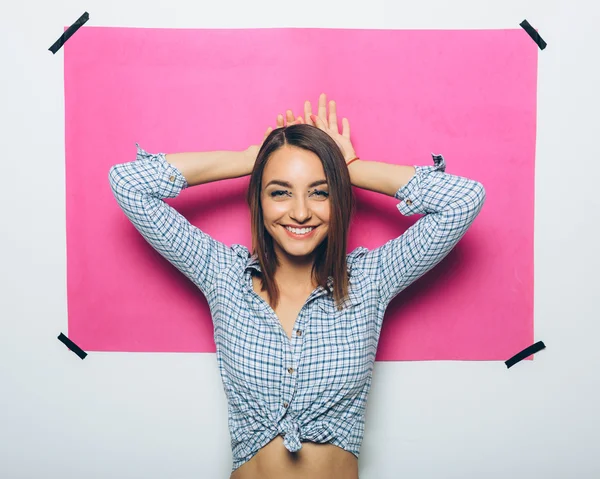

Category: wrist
[244, 144, 258, 158]
[346, 157, 360, 167]
[243, 147, 258, 174]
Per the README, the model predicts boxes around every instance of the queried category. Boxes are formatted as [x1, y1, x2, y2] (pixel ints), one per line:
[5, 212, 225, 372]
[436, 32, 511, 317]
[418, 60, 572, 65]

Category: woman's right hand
[245, 126, 271, 162]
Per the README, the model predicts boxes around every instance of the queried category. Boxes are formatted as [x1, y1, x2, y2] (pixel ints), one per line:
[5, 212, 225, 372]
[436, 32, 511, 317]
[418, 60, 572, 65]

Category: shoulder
[347, 246, 370, 269]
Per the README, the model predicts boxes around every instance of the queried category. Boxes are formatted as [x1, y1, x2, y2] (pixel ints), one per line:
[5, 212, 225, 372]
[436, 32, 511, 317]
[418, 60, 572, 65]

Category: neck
[271, 247, 322, 291]
[275, 271, 317, 292]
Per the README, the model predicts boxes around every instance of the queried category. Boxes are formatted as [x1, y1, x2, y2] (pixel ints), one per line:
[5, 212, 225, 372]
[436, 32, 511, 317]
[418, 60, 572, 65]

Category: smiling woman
[246, 123, 356, 312]
[109, 92, 485, 479]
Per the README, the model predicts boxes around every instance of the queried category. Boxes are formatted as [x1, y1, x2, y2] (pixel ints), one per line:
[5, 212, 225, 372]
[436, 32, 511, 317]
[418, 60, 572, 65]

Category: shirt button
[296, 330, 302, 336]
[406, 199, 413, 205]
[283, 401, 289, 408]
[169, 175, 175, 182]
[287, 367, 294, 374]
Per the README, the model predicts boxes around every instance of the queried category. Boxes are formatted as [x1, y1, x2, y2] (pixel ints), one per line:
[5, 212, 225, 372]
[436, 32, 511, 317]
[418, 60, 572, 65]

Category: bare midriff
[230, 435, 359, 479]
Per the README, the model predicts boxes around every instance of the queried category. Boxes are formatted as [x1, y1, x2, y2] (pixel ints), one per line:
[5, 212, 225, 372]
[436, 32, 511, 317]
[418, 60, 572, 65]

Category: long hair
[245, 123, 356, 312]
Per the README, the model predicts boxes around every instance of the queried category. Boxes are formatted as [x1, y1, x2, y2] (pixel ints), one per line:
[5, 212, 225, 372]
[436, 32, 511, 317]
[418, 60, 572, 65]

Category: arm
[349, 154, 486, 308]
[346, 159, 416, 197]
[296, 94, 484, 305]
[165, 149, 254, 186]
[108, 144, 254, 297]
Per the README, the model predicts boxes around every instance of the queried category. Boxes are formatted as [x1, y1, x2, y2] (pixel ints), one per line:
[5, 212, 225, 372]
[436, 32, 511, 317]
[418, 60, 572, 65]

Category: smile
[282, 225, 318, 239]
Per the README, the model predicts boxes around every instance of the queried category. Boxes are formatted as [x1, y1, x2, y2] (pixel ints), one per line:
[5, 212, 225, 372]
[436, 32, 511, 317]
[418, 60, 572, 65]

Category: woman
[109, 93, 486, 478]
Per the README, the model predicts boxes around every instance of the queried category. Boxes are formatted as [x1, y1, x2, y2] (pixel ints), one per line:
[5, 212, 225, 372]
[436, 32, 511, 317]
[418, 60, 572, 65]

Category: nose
[289, 196, 312, 222]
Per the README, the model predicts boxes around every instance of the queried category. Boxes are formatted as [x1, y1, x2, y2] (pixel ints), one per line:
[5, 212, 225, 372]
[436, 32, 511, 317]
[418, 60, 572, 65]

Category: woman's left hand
[280, 93, 357, 164]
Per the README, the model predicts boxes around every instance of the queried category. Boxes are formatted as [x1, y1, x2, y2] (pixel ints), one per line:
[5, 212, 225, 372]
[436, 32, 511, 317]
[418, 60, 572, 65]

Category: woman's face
[261, 146, 330, 259]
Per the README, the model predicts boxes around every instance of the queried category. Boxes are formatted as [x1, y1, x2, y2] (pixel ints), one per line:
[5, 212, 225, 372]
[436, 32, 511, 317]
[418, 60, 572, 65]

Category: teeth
[285, 226, 314, 235]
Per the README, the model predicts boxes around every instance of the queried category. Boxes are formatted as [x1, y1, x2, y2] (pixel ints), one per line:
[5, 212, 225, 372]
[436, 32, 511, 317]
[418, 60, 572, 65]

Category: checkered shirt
[108, 144, 485, 472]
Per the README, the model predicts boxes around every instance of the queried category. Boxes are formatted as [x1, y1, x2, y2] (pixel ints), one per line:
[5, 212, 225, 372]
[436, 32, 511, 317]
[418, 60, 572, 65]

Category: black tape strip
[520, 19, 547, 50]
[57, 332, 88, 359]
[49, 12, 89, 54]
[505, 340, 545, 368]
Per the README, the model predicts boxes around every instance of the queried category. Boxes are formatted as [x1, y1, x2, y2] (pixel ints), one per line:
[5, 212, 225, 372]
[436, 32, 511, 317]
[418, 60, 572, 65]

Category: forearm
[165, 150, 254, 187]
[347, 160, 416, 197]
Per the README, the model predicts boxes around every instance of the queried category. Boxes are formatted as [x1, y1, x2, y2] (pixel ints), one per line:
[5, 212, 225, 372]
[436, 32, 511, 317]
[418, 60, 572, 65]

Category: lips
[282, 225, 318, 228]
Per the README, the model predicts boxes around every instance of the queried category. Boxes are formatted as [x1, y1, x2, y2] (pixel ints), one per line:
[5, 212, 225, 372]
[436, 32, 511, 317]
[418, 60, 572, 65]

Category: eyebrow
[265, 179, 328, 188]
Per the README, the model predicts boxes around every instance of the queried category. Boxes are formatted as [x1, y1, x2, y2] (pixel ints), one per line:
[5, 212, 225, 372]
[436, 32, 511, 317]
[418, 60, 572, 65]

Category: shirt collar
[241, 249, 364, 312]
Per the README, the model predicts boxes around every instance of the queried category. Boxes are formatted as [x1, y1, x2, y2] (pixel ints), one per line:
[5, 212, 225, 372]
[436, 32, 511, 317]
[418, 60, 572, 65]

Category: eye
[269, 190, 329, 198]
[270, 190, 288, 197]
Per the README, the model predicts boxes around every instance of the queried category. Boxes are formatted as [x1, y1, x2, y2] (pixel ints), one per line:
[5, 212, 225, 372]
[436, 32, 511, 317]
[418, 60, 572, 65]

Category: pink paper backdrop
[64, 27, 536, 360]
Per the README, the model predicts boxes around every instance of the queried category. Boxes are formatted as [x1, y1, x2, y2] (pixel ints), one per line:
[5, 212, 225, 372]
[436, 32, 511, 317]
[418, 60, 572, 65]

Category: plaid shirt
[109, 144, 485, 472]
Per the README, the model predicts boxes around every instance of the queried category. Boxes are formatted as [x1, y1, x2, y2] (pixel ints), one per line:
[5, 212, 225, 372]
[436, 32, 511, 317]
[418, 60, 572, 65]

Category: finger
[286, 110, 295, 126]
[264, 126, 273, 141]
[342, 118, 350, 138]
[318, 93, 327, 123]
[329, 100, 339, 133]
[311, 114, 324, 130]
[277, 114, 284, 128]
[304, 101, 313, 126]
[296, 116, 304, 124]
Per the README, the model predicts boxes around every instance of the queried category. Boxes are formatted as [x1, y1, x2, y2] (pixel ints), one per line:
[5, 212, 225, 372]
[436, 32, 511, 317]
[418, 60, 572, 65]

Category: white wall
[1, 0, 599, 478]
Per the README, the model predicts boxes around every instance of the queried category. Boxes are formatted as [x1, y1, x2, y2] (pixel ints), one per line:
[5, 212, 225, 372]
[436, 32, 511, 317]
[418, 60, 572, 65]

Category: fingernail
[310, 114, 317, 122]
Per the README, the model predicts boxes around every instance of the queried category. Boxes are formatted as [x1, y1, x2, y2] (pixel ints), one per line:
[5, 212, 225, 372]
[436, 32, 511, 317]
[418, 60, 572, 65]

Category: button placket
[281, 336, 297, 414]
[281, 309, 309, 413]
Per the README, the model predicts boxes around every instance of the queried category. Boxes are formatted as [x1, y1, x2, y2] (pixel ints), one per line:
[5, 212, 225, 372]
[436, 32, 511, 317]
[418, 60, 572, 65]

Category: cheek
[264, 203, 289, 218]
[315, 204, 331, 221]
[261, 203, 286, 225]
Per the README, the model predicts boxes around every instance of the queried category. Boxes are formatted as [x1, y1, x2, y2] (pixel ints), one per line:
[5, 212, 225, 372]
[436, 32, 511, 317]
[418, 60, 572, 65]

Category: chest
[252, 275, 311, 340]
[213, 272, 376, 403]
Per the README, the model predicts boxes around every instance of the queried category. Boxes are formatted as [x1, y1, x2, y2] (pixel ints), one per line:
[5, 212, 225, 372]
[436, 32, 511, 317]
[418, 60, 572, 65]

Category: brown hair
[245, 123, 356, 312]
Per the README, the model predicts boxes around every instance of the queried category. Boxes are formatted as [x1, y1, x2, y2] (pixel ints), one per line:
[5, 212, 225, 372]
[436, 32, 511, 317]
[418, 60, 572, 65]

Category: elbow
[473, 181, 486, 210]
[108, 164, 118, 189]
[108, 164, 128, 196]
[108, 164, 131, 203]
[466, 181, 486, 221]
[435, 180, 486, 235]
[453, 180, 486, 224]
